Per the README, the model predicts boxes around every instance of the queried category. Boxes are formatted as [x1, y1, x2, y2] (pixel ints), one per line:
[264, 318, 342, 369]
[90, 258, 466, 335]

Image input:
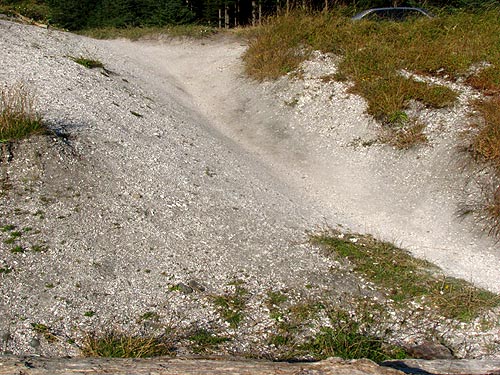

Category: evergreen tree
[46, 0, 98, 29]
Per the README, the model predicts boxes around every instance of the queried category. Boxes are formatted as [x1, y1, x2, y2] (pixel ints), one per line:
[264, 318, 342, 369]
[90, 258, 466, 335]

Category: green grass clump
[1, 225, 16, 232]
[0, 266, 13, 274]
[267, 298, 406, 362]
[70, 56, 104, 69]
[304, 308, 407, 362]
[82, 333, 174, 358]
[0, 83, 45, 142]
[311, 231, 500, 321]
[31, 322, 57, 342]
[11, 245, 25, 253]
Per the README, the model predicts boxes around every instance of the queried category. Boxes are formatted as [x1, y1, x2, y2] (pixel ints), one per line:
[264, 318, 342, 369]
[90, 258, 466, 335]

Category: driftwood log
[0, 356, 404, 375]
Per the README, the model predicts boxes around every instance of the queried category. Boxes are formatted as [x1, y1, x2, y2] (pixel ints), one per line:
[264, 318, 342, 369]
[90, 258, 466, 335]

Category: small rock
[188, 280, 206, 292]
[29, 338, 40, 349]
[405, 340, 454, 360]
[176, 283, 193, 294]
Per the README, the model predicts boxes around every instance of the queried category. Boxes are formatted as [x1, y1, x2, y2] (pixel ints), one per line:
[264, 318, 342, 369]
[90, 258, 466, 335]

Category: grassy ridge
[243, 9, 500, 121]
[311, 230, 500, 322]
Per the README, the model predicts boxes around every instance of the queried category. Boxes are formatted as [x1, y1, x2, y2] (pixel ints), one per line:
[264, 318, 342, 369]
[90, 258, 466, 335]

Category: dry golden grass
[0, 83, 44, 141]
[243, 9, 500, 122]
[472, 97, 500, 170]
[82, 332, 175, 358]
[384, 121, 428, 150]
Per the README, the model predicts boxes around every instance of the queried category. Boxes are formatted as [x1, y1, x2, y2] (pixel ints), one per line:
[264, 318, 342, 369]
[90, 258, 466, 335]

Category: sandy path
[99, 37, 500, 293]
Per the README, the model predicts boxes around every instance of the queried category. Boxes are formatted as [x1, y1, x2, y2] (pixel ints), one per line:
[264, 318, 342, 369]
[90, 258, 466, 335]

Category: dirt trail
[100, 37, 500, 292]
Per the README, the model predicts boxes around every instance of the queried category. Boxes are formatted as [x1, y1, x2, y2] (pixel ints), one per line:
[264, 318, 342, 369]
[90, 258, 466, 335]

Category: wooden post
[218, 8, 222, 28]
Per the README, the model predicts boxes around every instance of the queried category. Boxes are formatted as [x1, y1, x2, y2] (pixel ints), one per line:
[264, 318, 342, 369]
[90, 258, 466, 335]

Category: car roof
[352, 7, 432, 20]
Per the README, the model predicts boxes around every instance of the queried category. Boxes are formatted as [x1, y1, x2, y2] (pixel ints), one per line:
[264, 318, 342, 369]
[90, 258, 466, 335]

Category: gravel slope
[0, 21, 499, 357]
[98, 37, 500, 291]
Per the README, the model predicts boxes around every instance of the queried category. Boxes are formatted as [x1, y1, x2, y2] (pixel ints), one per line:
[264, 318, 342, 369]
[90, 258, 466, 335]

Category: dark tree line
[3, 0, 497, 30]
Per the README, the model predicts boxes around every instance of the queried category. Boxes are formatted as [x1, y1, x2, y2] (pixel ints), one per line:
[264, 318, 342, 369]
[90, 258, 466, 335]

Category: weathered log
[0, 356, 404, 375]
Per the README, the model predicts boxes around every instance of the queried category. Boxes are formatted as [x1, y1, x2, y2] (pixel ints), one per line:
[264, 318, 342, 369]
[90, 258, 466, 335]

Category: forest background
[0, 0, 496, 31]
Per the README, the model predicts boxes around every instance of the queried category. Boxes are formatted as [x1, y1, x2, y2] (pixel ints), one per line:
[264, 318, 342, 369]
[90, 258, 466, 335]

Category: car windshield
[353, 8, 432, 22]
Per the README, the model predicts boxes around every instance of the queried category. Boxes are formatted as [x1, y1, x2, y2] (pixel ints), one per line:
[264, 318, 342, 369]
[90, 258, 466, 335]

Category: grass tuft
[70, 56, 104, 69]
[383, 120, 428, 150]
[267, 297, 407, 362]
[0, 83, 45, 142]
[82, 332, 175, 358]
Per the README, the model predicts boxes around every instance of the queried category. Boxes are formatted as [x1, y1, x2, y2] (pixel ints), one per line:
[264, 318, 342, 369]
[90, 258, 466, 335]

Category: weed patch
[1, 225, 16, 232]
[212, 283, 248, 328]
[11, 245, 25, 253]
[140, 311, 160, 321]
[31, 322, 57, 343]
[482, 186, 500, 237]
[471, 97, 500, 171]
[0, 266, 13, 274]
[187, 329, 230, 354]
[311, 230, 500, 321]
[31, 244, 47, 253]
[266, 296, 407, 362]
[0, 83, 45, 141]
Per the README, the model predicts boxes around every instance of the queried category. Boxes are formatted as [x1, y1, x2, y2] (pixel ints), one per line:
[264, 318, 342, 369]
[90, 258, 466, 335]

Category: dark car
[352, 7, 433, 21]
